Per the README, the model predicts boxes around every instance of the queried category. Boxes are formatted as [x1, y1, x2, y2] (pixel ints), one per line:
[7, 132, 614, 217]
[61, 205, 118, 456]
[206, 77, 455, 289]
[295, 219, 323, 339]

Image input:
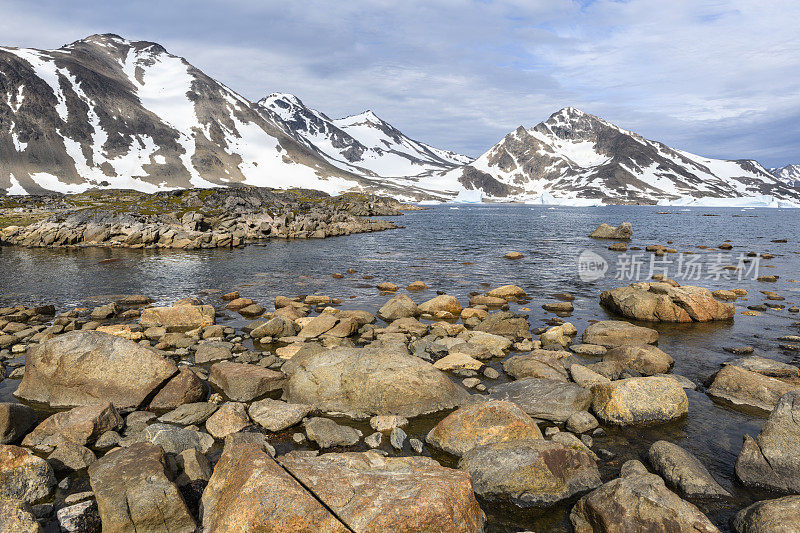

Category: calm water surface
[2, 204, 799, 531]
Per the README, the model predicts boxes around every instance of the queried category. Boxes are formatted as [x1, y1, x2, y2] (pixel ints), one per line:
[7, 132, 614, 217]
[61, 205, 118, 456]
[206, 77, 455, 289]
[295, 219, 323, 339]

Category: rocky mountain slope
[0, 34, 465, 198]
[258, 93, 470, 178]
[770, 164, 800, 187]
[433, 107, 800, 205]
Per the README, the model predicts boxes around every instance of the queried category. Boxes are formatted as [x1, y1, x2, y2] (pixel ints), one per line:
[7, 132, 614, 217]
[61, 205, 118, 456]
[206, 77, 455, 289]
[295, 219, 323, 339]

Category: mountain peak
[260, 92, 306, 108]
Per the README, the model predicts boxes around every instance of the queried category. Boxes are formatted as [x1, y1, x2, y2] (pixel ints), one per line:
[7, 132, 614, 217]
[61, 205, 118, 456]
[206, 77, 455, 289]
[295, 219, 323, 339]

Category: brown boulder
[600, 283, 735, 322]
[139, 304, 215, 331]
[201, 443, 349, 532]
[15, 331, 177, 409]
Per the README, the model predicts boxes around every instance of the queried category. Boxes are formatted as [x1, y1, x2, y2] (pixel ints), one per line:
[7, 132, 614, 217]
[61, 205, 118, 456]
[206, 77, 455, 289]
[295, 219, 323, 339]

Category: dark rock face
[735, 391, 800, 493]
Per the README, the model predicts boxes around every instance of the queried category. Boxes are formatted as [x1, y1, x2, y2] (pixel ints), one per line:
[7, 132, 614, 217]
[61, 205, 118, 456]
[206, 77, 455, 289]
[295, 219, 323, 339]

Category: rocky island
[0, 186, 406, 249]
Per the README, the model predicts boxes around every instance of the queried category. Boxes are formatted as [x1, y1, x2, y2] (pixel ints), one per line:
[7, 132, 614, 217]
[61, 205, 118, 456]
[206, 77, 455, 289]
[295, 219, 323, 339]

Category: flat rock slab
[281, 450, 485, 532]
[14, 331, 177, 409]
[488, 378, 591, 423]
[88, 442, 195, 533]
[201, 443, 350, 533]
[139, 304, 215, 331]
[248, 399, 311, 432]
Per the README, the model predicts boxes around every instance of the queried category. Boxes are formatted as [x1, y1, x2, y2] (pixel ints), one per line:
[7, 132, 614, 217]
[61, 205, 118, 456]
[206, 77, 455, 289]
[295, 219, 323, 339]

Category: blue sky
[1, 0, 798, 167]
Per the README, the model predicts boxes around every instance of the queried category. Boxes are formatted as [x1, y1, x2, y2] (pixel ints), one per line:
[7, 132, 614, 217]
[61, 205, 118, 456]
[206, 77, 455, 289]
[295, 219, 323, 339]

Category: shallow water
[2, 204, 799, 531]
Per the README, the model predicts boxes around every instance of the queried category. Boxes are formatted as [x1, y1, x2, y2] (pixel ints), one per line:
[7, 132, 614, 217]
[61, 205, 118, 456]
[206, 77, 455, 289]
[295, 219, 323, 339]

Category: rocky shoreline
[1, 274, 799, 532]
[0, 186, 409, 249]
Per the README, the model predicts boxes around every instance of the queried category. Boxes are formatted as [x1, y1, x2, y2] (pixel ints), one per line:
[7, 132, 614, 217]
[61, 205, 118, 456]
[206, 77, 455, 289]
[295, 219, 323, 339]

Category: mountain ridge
[1, 33, 797, 207]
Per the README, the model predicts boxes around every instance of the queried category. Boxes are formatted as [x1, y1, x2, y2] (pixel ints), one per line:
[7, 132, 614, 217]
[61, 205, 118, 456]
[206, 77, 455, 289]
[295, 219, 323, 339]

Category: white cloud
[0, 0, 798, 166]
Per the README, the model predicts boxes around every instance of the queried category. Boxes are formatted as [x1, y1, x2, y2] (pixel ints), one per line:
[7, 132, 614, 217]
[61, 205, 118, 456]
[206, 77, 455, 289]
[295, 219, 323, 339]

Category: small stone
[390, 427, 407, 450]
[365, 432, 382, 448]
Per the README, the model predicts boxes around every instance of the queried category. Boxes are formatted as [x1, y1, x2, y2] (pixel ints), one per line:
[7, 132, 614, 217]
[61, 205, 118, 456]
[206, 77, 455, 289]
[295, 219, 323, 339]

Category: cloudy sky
[2, 0, 798, 166]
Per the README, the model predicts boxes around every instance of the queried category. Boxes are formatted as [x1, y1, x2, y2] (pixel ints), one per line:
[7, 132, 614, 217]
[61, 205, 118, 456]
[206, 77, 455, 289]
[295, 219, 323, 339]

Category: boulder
[377, 294, 420, 322]
[201, 443, 349, 532]
[459, 439, 601, 507]
[603, 344, 674, 376]
[209, 361, 284, 402]
[433, 353, 483, 371]
[600, 283, 735, 322]
[735, 391, 800, 493]
[474, 313, 531, 340]
[488, 378, 592, 423]
[589, 222, 633, 240]
[732, 496, 800, 533]
[648, 440, 730, 498]
[139, 304, 215, 331]
[503, 350, 571, 381]
[158, 402, 217, 426]
[250, 316, 297, 339]
[148, 368, 205, 410]
[47, 441, 97, 472]
[297, 314, 338, 339]
[248, 399, 311, 432]
[205, 402, 251, 440]
[0, 499, 41, 533]
[193, 342, 233, 364]
[0, 403, 36, 445]
[22, 402, 122, 449]
[570, 465, 720, 533]
[88, 443, 195, 533]
[0, 445, 55, 503]
[304, 417, 361, 448]
[418, 294, 463, 316]
[15, 331, 177, 409]
[281, 450, 486, 532]
[582, 320, 658, 347]
[426, 400, 542, 456]
[487, 285, 527, 301]
[707, 365, 800, 414]
[283, 345, 469, 418]
[592, 376, 688, 425]
[135, 423, 214, 454]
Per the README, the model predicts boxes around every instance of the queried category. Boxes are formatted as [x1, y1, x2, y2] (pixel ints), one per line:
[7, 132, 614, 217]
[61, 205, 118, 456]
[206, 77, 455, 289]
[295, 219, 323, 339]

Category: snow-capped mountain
[257, 93, 470, 178]
[770, 164, 800, 187]
[0, 34, 436, 196]
[432, 107, 800, 206]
